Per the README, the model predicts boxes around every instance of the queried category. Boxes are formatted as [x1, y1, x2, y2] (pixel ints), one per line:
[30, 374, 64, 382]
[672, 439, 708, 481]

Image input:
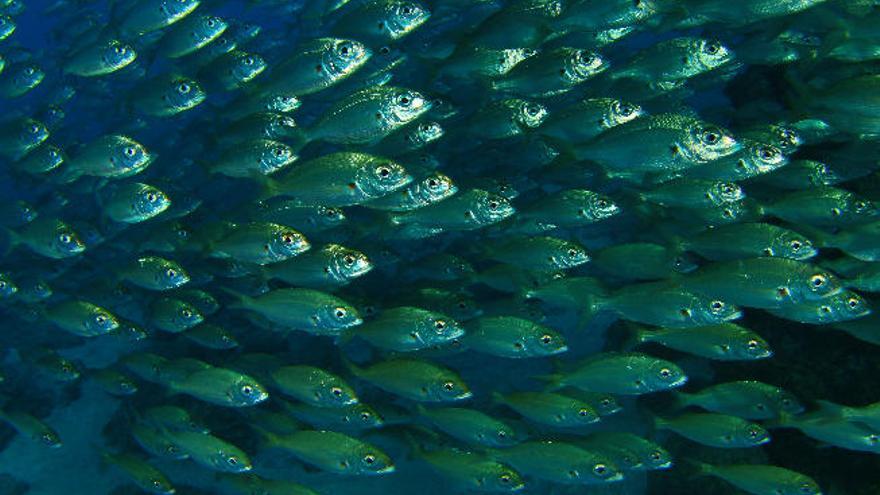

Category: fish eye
[95, 314, 107, 325]
[790, 240, 803, 250]
[124, 146, 137, 157]
[848, 297, 861, 309]
[540, 334, 553, 344]
[376, 166, 392, 178]
[705, 41, 721, 55]
[427, 177, 441, 189]
[165, 268, 177, 279]
[177, 83, 191, 94]
[241, 385, 254, 395]
[180, 308, 193, 318]
[29, 124, 40, 133]
[343, 254, 357, 266]
[578, 51, 596, 65]
[206, 18, 216, 27]
[710, 300, 725, 312]
[650, 451, 662, 461]
[273, 147, 288, 158]
[618, 103, 635, 116]
[658, 368, 673, 379]
[113, 45, 125, 55]
[524, 103, 541, 116]
[379, 46, 391, 55]
[855, 200, 869, 211]
[747, 339, 760, 349]
[442, 381, 455, 391]
[396, 94, 411, 106]
[330, 386, 344, 397]
[499, 473, 511, 484]
[700, 128, 721, 144]
[360, 411, 372, 421]
[244, 56, 255, 65]
[334, 307, 347, 318]
[810, 274, 826, 288]
[758, 146, 777, 160]
[226, 456, 238, 466]
[488, 200, 499, 210]
[363, 454, 376, 464]
[281, 232, 296, 244]
[24, 67, 35, 75]
[578, 408, 591, 417]
[434, 320, 447, 330]
[401, 5, 413, 15]
[567, 248, 579, 257]
[58, 233, 72, 244]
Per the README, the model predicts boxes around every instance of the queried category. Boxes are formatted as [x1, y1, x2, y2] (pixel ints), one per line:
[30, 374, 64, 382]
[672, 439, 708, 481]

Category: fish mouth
[670, 375, 688, 388]
[606, 472, 625, 482]
[375, 465, 396, 474]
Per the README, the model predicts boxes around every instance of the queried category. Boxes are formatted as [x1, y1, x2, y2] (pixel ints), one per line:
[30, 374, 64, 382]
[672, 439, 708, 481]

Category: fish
[630, 323, 773, 361]
[205, 222, 309, 265]
[347, 358, 472, 402]
[541, 353, 688, 395]
[488, 440, 624, 485]
[681, 258, 841, 309]
[674, 380, 805, 420]
[413, 446, 525, 492]
[415, 404, 518, 447]
[164, 430, 252, 472]
[465, 316, 567, 358]
[270, 365, 358, 407]
[257, 38, 371, 96]
[655, 413, 771, 448]
[227, 288, 362, 334]
[63, 39, 136, 76]
[262, 152, 412, 206]
[260, 430, 395, 475]
[101, 451, 175, 494]
[0, 409, 62, 448]
[45, 300, 120, 337]
[99, 182, 171, 223]
[493, 391, 599, 427]
[699, 463, 822, 495]
[345, 306, 463, 352]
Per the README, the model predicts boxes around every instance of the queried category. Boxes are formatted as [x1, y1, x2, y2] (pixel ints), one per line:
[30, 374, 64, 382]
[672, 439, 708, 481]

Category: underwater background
[1, 0, 880, 494]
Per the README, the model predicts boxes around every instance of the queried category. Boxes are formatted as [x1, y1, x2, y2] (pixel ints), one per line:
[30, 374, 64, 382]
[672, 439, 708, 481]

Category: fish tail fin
[684, 459, 714, 479]
[0, 228, 19, 257]
[334, 328, 356, 347]
[670, 391, 695, 410]
[793, 223, 835, 249]
[252, 424, 282, 448]
[815, 400, 845, 417]
[287, 127, 310, 154]
[652, 415, 669, 432]
[763, 412, 795, 430]
[340, 355, 365, 379]
[574, 294, 604, 332]
[620, 322, 649, 351]
[216, 287, 253, 311]
[533, 373, 563, 391]
[255, 177, 282, 203]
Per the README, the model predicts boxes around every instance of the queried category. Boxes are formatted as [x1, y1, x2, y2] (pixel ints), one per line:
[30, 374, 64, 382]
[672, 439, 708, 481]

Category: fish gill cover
[0, 0, 879, 494]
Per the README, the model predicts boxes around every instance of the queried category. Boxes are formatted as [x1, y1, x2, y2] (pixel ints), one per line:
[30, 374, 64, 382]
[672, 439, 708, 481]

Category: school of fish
[1, 0, 880, 493]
